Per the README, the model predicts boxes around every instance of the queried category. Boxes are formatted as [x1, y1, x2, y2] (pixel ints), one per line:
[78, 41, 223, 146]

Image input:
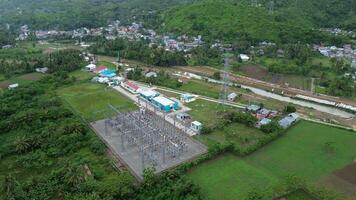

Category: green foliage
[260, 121, 281, 134]
[284, 104, 297, 114]
[90, 38, 187, 67]
[127, 67, 183, 89]
[161, 0, 340, 44]
[0, 30, 14, 46]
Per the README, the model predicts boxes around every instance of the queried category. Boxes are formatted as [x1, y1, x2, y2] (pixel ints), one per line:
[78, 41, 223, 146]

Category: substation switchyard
[91, 109, 207, 180]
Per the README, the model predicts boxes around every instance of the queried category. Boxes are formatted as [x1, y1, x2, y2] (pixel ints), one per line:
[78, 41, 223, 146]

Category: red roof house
[121, 81, 140, 93]
[93, 66, 108, 74]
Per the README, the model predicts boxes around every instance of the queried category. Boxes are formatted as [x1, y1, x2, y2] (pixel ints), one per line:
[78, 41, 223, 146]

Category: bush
[284, 104, 296, 113]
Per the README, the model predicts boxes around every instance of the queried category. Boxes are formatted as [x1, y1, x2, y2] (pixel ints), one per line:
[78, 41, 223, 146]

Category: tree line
[89, 38, 187, 67]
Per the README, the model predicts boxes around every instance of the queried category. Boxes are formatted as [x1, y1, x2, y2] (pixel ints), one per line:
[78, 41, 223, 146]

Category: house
[256, 118, 272, 128]
[276, 49, 285, 58]
[93, 66, 108, 74]
[246, 104, 261, 113]
[100, 69, 116, 78]
[151, 96, 179, 112]
[35, 67, 49, 73]
[239, 54, 250, 62]
[2, 45, 13, 49]
[97, 77, 109, 84]
[8, 83, 19, 90]
[145, 72, 157, 78]
[352, 60, 356, 68]
[176, 113, 191, 121]
[256, 108, 271, 120]
[121, 81, 140, 94]
[180, 93, 196, 103]
[85, 64, 96, 71]
[191, 121, 202, 132]
[278, 113, 300, 129]
[227, 92, 238, 102]
[139, 89, 160, 101]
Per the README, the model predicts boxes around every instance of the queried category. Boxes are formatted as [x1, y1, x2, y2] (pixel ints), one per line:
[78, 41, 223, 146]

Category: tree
[14, 135, 31, 153]
[212, 72, 221, 80]
[63, 164, 85, 188]
[284, 104, 296, 113]
[2, 174, 17, 199]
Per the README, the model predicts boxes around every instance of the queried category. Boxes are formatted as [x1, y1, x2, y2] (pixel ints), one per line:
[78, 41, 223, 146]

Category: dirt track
[319, 162, 356, 198]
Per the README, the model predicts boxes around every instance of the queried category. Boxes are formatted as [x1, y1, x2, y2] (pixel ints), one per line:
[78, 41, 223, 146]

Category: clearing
[0, 72, 47, 89]
[58, 83, 137, 121]
[245, 120, 356, 181]
[188, 154, 279, 200]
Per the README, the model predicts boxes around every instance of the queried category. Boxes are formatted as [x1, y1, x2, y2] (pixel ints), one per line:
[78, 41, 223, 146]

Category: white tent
[85, 64, 96, 71]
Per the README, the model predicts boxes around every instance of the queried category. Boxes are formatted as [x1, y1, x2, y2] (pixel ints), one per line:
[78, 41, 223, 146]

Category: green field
[282, 189, 316, 200]
[189, 121, 356, 200]
[187, 99, 234, 124]
[187, 100, 268, 148]
[245, 121, 356, 181]
[69, 70, 95, 81]
[58, 83, 137, 121]
[180, 80, 220, 99]
[188, 154, 279, 200]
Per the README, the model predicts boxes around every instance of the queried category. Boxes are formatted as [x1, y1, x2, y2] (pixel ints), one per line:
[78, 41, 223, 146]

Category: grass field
[58, 83, 137, 121]
[69, 70, 95, 81]
[245, 120, 356, 181]
[180, 80, 220, 99]
[187, 100, 268, 148]
[187, 99, 234, 124]
[282, 189, 316, 200]
[189, 120, 356, 200]
[188, 154, 279, 200]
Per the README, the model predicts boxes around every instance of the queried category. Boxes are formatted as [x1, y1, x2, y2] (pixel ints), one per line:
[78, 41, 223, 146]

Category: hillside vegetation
[161, 0, 352, 43]
[0, 0, 194, 30]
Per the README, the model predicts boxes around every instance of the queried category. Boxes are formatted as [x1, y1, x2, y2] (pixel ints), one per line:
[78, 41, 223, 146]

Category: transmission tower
[268, 0, 275, 14]
[219, 55, 231, 107]
[117, 50, 121, 63]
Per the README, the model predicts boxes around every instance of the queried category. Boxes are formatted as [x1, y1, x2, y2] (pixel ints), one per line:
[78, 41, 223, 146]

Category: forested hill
[160, 0, 356, 43]
[0, 0, 196, 30]
[0, 0, 354, 35]
[258, 0, 356, 30]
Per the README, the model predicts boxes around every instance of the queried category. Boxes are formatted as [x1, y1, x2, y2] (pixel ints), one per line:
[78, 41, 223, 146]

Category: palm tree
[2, 174, 16, 199]
[14, 136, 31, 153]
[63, 164, 84, 188]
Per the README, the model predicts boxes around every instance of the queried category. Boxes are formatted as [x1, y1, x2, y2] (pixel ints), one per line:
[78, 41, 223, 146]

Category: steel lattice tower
[219, 55, 231, 107]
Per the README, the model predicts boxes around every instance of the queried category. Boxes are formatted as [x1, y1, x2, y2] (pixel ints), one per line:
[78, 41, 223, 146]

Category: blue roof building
[152, 96, 179, 112]
[100, 69, 116, 78]
[139, 89, 160, 101]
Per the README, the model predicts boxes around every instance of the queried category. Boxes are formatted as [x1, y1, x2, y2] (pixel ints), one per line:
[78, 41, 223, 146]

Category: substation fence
[104, 108, 190, 170]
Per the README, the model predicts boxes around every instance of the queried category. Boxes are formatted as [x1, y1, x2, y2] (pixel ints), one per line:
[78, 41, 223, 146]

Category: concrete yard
[91, 111, 207, 180]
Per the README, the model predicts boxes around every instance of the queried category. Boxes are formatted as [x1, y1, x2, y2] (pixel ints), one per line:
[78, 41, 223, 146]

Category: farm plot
[58, 83, 137, 121]
[245, 121, 356, 181]
[188, 154, 279, 200]
[0, 72, 46, 89]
